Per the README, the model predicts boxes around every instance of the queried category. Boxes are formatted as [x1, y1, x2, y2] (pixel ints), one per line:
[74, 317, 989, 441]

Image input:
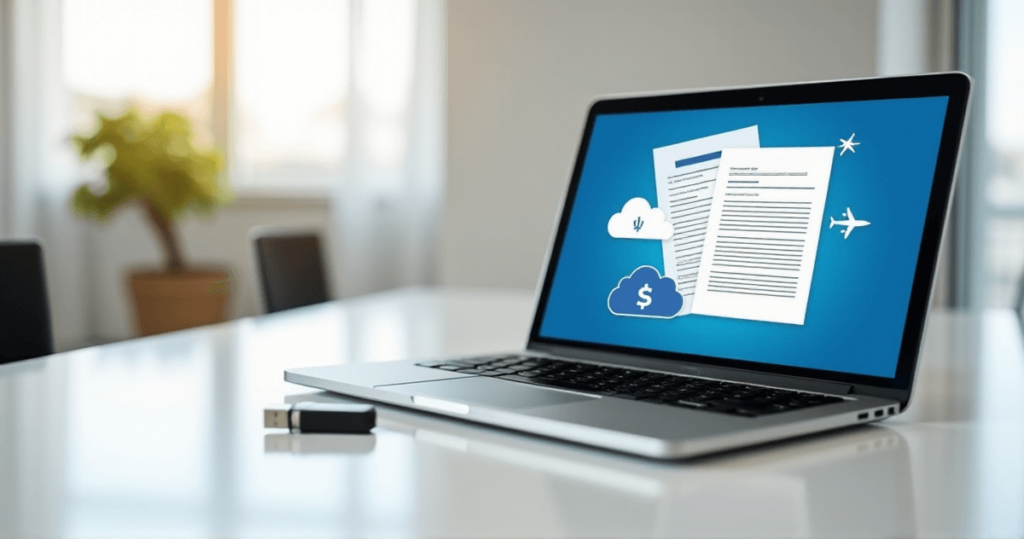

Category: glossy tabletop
[1, 287, 1023, 538]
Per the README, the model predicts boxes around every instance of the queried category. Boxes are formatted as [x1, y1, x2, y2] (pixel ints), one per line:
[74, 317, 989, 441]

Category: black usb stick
[264, 402, 376, 434]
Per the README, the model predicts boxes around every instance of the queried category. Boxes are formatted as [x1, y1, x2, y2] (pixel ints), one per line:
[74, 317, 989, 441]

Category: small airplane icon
[838, 133, 860, 156]
[829, 207, 870, 239]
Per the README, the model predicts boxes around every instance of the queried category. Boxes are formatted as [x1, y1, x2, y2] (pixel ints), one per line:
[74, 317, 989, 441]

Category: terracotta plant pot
[129, 270, 231, 336]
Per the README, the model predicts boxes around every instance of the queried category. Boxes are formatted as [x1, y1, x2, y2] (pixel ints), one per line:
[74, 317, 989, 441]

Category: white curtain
[331, 0, 445, 297]
[1, 0, 90, 350]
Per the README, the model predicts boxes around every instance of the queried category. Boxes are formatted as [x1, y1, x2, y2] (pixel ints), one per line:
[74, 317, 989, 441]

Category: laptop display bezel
[526, 73, 971, 400]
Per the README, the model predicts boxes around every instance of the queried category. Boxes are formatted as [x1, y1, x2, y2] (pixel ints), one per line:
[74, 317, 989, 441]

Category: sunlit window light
[62, 0, 419, 190]
[234, 0, 350, 188]
[987, 0, 1024, 153]
[357, 0, 417, 168]
[62, 0, 214, 146]
[63, 0, 213, 102]
[982, 0, 1024, 307]
[357, 0, 416, 117]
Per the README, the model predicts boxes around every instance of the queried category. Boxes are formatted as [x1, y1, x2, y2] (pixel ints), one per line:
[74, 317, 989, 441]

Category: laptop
[287, 73, 971, 459]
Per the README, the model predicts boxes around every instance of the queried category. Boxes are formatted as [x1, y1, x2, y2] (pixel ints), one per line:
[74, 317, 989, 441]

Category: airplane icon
[829, 207, 870, 239]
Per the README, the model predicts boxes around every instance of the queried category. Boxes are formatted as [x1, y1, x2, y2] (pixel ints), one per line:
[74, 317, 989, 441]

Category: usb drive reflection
[264, 433, 377, 454]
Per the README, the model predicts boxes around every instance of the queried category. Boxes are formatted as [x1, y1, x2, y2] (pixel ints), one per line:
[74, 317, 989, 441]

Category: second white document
[691, 147, 835, 325]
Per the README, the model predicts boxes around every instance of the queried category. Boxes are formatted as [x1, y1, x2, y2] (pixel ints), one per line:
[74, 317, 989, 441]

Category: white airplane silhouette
[829, 207, 870, 239]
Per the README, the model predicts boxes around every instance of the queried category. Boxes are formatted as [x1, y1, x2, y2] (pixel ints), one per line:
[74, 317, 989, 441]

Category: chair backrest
[254, 233, 330, 314]
[0, 241, 54, 363]
[1016, 268, 1024, 329]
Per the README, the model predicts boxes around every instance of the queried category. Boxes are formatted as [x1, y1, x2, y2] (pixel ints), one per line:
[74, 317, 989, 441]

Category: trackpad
[380, 377, 596, 409]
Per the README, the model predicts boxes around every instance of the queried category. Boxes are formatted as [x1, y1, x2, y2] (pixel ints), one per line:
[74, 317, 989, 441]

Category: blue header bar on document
[675, 151, 723, 169]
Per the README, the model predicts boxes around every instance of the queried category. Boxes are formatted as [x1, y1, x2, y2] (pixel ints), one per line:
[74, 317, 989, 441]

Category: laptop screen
[535, 96, 950, 379]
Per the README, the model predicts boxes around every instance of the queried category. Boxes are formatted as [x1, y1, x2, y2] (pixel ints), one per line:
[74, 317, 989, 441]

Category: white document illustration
[690, 147, 835, 325]
[653, 126, 760, 315]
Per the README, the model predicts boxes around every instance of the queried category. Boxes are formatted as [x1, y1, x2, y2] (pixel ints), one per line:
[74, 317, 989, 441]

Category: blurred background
[0, 0, 1018, 351]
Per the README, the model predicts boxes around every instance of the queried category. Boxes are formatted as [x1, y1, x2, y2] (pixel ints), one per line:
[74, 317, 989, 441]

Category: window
[63, 0, 215, 145]
[978, 0, 1024, 306]
[62, 0, 414, 194]
[234, 0, 349, 191]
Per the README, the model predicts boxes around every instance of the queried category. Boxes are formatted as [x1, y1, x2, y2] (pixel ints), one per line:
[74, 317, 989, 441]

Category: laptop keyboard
[417, 355, 846, 417]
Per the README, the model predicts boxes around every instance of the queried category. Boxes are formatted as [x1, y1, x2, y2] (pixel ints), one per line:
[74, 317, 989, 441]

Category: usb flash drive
[264, 402, 376, 434]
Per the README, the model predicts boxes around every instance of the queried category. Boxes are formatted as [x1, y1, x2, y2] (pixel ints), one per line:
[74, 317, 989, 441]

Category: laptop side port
[857, 412, 869, 420]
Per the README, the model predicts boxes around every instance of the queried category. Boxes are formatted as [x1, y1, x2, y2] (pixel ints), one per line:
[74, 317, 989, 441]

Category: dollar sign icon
[636, 283, 653, 310]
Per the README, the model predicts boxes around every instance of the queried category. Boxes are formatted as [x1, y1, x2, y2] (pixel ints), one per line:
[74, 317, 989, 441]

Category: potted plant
[72, 109, 232, 336]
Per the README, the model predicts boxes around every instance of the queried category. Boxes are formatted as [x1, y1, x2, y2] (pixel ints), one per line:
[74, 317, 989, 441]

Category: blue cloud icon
[607, 265, 683, 319]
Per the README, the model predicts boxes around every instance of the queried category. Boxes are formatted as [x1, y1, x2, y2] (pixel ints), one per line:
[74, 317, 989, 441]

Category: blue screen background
[537, 97, 949, 379]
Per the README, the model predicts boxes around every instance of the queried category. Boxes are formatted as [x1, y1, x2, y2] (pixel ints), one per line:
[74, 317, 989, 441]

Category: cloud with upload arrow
[607, 198, 674, 240]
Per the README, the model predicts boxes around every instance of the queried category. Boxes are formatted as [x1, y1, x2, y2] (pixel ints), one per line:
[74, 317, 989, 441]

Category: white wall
[442, 0, 879, 291]
[85, 198, 332, 341]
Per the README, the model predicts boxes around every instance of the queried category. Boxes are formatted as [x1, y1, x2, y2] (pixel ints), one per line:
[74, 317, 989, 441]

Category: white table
[1, 287, 1023, 538]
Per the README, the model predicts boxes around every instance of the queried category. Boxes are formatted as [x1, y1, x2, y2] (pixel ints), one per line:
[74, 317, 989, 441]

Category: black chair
[1015, 268, 1024, 330]
[254, 232, 331, 314]
[0, 241, 54, 363]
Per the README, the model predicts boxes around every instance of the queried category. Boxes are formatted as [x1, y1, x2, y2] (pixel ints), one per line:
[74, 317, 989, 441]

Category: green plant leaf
[71, 108, 230, 222]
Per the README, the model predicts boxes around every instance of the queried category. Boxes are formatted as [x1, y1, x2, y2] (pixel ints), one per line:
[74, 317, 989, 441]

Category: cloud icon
[607, 197, 674, 240]
[608, 265, 683, 318]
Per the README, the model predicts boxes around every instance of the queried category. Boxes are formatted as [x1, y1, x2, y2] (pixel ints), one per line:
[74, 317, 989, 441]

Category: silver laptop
[287, 73, 971, 459]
